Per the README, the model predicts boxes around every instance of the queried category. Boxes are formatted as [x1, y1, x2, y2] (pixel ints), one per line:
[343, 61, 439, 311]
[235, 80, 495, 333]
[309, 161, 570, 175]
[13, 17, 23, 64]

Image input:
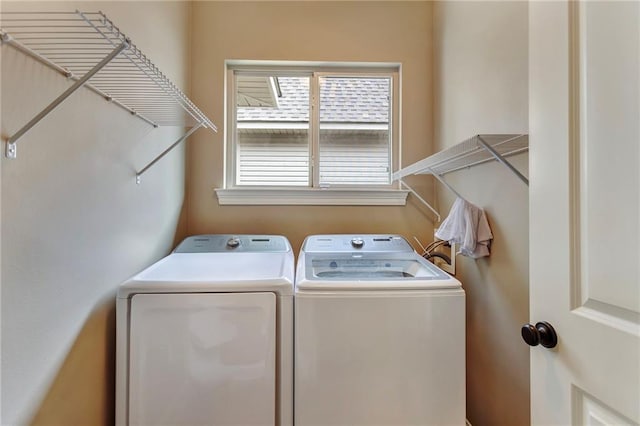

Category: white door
[529, 1, 639, 424]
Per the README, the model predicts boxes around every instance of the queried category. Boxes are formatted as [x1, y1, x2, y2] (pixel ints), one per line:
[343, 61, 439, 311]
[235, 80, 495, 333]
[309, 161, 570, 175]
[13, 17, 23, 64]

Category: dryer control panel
[174, 234, 291, 253]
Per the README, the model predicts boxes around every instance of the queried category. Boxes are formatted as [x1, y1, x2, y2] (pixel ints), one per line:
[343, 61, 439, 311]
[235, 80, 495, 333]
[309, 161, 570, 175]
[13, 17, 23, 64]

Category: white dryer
[295, 234, 465, 426]
[116, 235, 294, 426]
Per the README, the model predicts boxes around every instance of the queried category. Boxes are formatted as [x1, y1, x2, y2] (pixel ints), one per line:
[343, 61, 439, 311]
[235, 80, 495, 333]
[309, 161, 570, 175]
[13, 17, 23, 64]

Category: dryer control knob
[226, 237, 241, 248]
[351, 237, 364, 248]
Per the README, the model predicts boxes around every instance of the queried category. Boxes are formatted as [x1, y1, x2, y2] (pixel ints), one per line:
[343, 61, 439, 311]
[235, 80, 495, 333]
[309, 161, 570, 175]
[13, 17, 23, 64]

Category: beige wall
[188, 1, 437, 252]
[433, 2, 530, 425]
[0, 2, 532, 425]
[1, 2, 191, 424]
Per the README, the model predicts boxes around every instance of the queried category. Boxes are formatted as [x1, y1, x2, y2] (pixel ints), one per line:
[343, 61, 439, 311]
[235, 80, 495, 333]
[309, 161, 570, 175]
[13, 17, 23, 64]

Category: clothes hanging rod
[18, 42, 114, 45]
[1, 11, 102, 14]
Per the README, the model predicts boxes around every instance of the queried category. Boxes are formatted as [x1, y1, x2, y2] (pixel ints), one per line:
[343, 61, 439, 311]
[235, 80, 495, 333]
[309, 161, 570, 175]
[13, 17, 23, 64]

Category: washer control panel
[303, 235, 414, 253]
[174, 235, 291, 253]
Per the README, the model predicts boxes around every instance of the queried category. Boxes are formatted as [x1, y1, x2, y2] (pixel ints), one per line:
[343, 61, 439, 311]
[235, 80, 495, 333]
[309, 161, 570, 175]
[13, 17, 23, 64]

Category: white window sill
[215, 188, 409, 206]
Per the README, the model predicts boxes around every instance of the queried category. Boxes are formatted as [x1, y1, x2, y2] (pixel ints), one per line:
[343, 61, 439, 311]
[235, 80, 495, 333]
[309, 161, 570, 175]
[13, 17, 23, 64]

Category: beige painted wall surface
[1, 2, 191, 424]
[0, 0, 3, 422]
[188, 1, 436, 252]
[433, 2, 529, 426]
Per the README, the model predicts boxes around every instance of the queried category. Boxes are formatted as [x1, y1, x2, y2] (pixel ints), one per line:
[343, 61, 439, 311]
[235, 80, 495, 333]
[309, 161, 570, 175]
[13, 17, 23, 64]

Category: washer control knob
[351, 237, 364, 248]
[226, 236, 241, 248]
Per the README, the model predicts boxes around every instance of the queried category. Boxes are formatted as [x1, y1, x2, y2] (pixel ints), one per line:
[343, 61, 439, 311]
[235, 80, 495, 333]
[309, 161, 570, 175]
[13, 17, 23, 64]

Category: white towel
[434, 197, 493, 258]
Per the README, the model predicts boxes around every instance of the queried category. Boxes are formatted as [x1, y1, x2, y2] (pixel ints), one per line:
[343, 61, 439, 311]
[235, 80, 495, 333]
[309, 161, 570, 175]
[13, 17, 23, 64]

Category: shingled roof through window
[237, 77, 390, 124]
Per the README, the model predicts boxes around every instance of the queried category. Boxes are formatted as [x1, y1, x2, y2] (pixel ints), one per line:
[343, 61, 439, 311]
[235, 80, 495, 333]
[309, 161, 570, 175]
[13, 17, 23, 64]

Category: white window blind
[237, 134, 309, 186]
[237, 132, 390, 186]
[318, 131, 390, 185]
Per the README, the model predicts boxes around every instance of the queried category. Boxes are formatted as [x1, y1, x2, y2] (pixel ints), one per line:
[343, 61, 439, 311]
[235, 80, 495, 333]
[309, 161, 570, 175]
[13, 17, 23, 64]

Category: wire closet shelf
[0, 10, 216, 176]
[393, 134, 529, 221]
[393, 134, 528, 182]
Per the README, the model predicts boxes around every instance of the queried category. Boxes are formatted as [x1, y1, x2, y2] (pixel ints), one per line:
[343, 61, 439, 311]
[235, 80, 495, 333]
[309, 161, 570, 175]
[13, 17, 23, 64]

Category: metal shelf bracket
[476, 135, 529, 185]
[430, 170, 465, 200]
[136, 123, 204, 184]
[3, 39, 129, 158]
[399, 180, 441, 222]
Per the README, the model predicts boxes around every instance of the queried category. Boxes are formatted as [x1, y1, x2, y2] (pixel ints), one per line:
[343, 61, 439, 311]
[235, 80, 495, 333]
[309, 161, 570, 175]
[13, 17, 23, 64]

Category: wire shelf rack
[1, 10, 216, 175]
[393, 134, 528, 219]
[393, 134, 528, 180]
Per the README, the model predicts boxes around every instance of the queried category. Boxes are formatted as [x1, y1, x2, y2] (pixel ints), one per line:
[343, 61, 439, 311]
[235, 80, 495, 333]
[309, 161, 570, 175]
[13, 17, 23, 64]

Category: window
[218, 62, 407, 205]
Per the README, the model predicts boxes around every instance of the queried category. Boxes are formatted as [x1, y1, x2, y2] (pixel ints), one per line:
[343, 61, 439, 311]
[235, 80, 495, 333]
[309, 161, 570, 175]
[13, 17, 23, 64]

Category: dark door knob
[521, 321, 557, 348]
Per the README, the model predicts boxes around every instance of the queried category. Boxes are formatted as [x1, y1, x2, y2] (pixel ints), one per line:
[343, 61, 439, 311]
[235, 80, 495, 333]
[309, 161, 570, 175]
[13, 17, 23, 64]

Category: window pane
[236, 75, 310, 186]
[318, 76, 391, 185]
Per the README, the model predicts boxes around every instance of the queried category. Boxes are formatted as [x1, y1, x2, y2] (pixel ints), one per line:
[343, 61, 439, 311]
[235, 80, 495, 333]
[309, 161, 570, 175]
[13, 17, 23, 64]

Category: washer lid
[118, 251, 294, 298]
[296, 252, 460, 290]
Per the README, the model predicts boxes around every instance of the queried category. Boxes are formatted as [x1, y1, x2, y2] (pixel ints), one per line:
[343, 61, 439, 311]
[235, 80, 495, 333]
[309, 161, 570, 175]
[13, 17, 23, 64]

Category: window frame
[218, 60, 407, 206]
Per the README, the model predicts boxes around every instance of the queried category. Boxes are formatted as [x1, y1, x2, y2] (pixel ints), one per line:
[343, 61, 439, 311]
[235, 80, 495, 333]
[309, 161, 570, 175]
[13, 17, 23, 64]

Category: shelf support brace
[4, 40, 129, 159]
[136, 123, 204, 184]
[429, 169, 466, 200]
[477, 135, 529, 185]
[399, 180, 441, 222]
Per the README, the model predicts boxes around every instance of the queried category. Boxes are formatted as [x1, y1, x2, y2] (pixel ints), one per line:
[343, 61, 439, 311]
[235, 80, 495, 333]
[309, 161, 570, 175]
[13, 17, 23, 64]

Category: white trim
[215, 188, 409, 206]
[268, 76, 281, 108]
[238, 122, 389, 131]
[228, 59, 401, 73]
[227, 62, 400, 190]
[238, 122, 307, 130]
[311, 71, 320, 188]
[397, 62, 403, 191]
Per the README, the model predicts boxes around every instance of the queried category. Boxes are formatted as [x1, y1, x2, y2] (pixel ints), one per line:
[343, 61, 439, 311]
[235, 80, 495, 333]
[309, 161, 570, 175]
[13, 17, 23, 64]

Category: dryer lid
[118, 251, 294, 298]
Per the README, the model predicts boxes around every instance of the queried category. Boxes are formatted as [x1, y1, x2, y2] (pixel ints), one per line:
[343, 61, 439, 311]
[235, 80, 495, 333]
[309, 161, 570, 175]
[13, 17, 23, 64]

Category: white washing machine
[295, 234, 465, 426]
[116, 235, 294, 426]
